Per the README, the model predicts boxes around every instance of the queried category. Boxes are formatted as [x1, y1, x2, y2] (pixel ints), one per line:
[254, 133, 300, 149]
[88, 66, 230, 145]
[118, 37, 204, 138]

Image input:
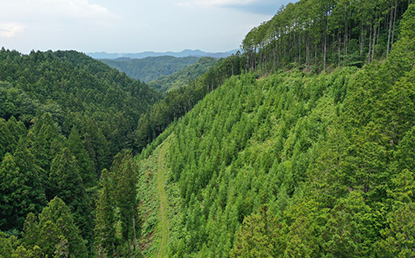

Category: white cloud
[178, 0, 258, 8]
[0, 23, 24, 38]
[37, 0, 114, 20]
[1, 0, 116, 25]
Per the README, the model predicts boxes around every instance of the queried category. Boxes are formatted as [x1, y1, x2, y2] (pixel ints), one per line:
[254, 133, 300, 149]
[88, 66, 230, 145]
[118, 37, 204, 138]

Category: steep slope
[100, 56, 199, 82]
[0, 49, 160, 255]
[138, 2, 415, 256]
[148, 57, 217, 93]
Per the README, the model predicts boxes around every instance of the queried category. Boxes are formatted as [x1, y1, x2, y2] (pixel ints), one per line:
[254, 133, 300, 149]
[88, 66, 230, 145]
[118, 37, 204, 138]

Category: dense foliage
[148, 57, 217, 93]
[1, 0, 414, 257]
[100, 56, 199, 82]
[137, 2, 415, 256]
[242, 0, 410, 72]
[134, 1, 412, 157]
[134, 53, 244, 152]
[0, 50, 159, 255]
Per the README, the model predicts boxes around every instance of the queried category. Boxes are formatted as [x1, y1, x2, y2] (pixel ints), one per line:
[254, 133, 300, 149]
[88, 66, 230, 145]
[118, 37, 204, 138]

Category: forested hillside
[148, 57, 217, 93]
[133, 0, 413, 155]
[136, 1, 415, 257]
[100, 56, 199, 82]
[1, 0, 415, 257]
[0, 50, 160, 256]
[242, 0, 410, 72]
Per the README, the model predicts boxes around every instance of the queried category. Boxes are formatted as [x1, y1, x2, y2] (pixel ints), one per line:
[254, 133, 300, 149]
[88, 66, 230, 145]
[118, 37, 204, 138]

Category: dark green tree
[67, 126, 95, 188]
[95, 168, 118, 257]
[49, 147, 94, 253]
[22, 197, 86, 257]
[113, 151, 141, 257]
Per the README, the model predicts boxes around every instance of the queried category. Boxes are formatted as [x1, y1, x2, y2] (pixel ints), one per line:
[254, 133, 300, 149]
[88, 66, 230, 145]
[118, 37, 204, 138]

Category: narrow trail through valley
[157, 144, 169, 258]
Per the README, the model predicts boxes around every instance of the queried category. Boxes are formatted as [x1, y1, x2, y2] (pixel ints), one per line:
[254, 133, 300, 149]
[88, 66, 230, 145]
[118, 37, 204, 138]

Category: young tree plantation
[1, 0, 415, 257]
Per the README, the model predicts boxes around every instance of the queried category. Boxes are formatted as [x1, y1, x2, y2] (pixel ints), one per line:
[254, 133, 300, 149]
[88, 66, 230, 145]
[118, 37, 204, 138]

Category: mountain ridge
[87, 49, 238, 60]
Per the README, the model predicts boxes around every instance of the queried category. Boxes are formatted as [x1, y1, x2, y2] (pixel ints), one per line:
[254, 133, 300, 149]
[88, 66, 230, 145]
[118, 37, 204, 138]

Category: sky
[0, 0, 297, 54]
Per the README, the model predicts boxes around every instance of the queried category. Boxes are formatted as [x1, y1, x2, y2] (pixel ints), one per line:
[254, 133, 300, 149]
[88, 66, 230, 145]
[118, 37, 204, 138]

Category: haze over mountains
[87, 49, 238, 60]
[99, 56, 201, 83]
[1, 0, 415, 257]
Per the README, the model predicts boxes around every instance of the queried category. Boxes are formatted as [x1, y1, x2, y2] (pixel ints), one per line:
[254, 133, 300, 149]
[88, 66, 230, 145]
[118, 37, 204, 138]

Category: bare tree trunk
[368, 24, 372, 63]
[306, 31, 310, 66]
[387, 2, 393, 57]
[344, 21, 348, 56]
[371, 23, 378, 62]
[264, 49, 267, 73]
[324, 31, 327, 70]
[273, 35, 276, 69]
[371, 7, 379, 62]
[258, 46, 262, 74]
[277, 37, 280, 69]
[391, 0, 398, 51]
[338, 31, 341, 68]
[298, 32, 302, 65]
[360, 24, 365, 57]
[127, 238, 131, 258]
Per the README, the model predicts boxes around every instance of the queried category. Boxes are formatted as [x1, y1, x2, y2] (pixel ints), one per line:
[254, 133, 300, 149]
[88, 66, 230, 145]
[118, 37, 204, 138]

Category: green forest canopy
[0, 0, 415, 256]
[136, 1, 415, 257]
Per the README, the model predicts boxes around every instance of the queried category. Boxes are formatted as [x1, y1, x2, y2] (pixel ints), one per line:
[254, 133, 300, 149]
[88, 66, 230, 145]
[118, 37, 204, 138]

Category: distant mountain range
[99, 56, 200, 82]
[87, 49, 238, 60]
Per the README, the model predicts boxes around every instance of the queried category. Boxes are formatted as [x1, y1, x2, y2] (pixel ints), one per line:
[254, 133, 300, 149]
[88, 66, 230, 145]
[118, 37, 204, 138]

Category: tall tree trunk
[323, 13, 328, 70]
[371, 23, 378, 62]
[360, 24, 365, 57]
[371, 7, 379, 62]
[391, 0, 398, 51]
[127, 238, 131, 258]
[387, 2, 393, 57]
[264, 49, 267, 73]
[277, 36, 280, 69]
[368, 24, 372, 63]
[338, 31, 341, 68]
[323, 30, 327, 70]
[273, 35, 276, 69]
[298, 31, 302, 65]
[344, 20, 348, 56]
[306, 31, 310, 66]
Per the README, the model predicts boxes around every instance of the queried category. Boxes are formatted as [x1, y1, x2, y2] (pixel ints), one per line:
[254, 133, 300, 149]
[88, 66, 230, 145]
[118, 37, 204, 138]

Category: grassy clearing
[157, 142, 169, 257]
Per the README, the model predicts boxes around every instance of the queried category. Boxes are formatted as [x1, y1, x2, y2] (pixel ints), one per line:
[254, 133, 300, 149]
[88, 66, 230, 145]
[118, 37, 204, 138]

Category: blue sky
[0, 0, 297, 54]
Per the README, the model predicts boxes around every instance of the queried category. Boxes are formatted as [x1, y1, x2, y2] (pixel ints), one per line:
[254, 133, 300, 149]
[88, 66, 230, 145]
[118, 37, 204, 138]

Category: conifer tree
[113, 151, 140, 257]
[95, 168, 118, 257]
[49, 147, 94, 253]
[68, 126, 95, 187]
[0, 142, 45, 232]
[22, 197, 87, 257]
[28, 112, 60, 173]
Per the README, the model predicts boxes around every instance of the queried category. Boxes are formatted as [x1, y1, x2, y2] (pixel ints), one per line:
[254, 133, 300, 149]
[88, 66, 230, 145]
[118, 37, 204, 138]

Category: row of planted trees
[134, 0, 412, 156]
[156, 2, 415, 256]
[242, 0, 411, 72]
